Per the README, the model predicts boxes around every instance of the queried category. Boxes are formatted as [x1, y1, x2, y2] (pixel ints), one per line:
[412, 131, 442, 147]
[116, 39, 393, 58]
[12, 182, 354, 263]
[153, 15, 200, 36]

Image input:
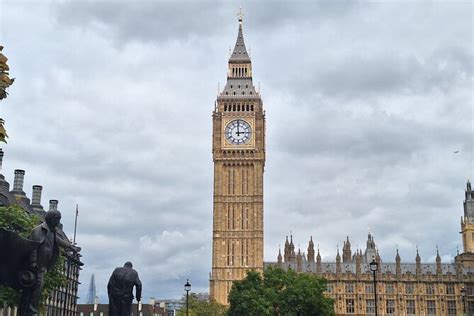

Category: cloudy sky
[0, 0, 472, 303]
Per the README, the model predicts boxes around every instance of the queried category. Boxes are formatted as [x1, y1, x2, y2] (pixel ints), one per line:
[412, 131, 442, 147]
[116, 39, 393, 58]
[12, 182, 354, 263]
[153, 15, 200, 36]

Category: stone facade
[209, 14, 265, 305]
[0, 148, 83, 316]
[266, 181, 474, 315]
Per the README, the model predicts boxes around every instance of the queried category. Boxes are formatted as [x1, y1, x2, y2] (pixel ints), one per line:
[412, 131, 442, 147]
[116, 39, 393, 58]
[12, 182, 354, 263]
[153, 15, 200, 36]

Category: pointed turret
[343, 236, 352, 263]
[364, 232, 377, 263]
[289, 235, 296, 263]
[277, 246, 283, 265]
[375, 249, 381, 264]
[0, 148, 10, 191]
[307, 236, 315, 263]
[336, 246, 341, 274]
[284, 236, 290, 262]
[296, 248, 303, 272]
[416, 247, 422, 277]
[316, 246, 322, 274]
[462, 180, 474, 253]
[436, 246, 442, 275]
[395, 248, 401, 276]
[355, 250, 362, 275]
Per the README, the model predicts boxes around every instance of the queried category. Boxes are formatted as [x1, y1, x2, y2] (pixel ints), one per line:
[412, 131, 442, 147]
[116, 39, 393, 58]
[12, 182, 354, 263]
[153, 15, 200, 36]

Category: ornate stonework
[267, 182, 474, 315]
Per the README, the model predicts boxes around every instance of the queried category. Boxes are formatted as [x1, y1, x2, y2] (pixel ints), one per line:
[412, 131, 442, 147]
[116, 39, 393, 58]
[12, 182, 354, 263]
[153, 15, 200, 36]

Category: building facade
[0, 148, 83, 316]
[266, 181, 474, 315]
[77, 303, 167, 316]
[209, 12, 266, 305]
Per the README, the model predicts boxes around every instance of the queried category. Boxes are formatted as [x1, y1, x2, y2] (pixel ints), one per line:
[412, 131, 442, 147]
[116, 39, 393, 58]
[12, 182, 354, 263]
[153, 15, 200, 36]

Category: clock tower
[210, 12, 265, 305]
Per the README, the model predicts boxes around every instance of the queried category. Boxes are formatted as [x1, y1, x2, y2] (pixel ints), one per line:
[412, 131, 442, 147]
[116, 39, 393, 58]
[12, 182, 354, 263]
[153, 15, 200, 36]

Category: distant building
[153, 299, 184, 316]
[77, 302, 167, 316]
[266, 181, 474, 315]
[0, 148, 83, 316]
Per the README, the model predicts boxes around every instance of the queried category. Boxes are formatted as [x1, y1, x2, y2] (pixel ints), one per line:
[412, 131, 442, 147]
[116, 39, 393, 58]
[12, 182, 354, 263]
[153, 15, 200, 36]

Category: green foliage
[41, 251, 67, 304]
[0, 205, 67, 308]
[0, 285, 20, 307]
[0, 45, 15, 102]
[0, 205, 38, 237]
[228, 271, 272, 316]
[176, 292, 227, 316]
[228, 267, 335, 316]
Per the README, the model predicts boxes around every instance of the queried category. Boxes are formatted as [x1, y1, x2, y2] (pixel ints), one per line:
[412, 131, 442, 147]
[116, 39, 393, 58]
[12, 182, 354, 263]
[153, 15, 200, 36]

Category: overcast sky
[0, 0, 472, 303]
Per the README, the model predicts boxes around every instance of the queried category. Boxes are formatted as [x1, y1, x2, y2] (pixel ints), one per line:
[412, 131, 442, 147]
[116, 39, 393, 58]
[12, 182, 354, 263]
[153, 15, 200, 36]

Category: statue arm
[107, 270, 116, 295]
[56, 233, 80, 252]
[134, 275, 142, 301]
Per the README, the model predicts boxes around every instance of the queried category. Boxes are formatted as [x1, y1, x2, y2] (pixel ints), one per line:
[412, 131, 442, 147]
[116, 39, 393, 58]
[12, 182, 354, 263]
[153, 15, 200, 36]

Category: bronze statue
[0, 206, 78, 315]
[0, 229, 39, 289]
[17, 209, 66, 316]
[107, 262, 142, 316]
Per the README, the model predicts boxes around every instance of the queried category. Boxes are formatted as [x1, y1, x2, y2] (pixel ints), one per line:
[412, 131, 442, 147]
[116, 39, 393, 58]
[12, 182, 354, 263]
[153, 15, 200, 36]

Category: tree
[0, 45, 14, 101]
[176, 292, 227, 316]
[228, 267, 335, 316]
[0, 205, 67, 308]
[228, 271, 272, 316]
[0, 45, 14, 143]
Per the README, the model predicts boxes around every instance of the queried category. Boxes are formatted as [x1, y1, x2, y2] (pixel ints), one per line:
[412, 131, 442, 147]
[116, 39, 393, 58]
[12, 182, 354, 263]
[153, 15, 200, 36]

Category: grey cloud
[1, 0, 472, 304]
[53, 1, 228, 43]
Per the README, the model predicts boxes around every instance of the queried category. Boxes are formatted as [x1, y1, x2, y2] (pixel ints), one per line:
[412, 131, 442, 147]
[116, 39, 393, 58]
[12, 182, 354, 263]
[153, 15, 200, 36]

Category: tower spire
[237, 6, 243, 24]
[229, 10, 250, 64]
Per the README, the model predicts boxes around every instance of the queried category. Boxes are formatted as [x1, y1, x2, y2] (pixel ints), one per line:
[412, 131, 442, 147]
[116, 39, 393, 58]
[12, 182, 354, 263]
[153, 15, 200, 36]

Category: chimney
[0, 149, 6, 187]
[49, 199, 58, 211]
[0, 148, 4, 173]
[13, 169, 25, 193]
[31, 185, 43, 206]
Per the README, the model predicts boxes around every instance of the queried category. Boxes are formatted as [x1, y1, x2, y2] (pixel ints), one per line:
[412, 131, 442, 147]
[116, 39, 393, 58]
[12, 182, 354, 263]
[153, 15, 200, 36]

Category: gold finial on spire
[237, 6, 244, 24]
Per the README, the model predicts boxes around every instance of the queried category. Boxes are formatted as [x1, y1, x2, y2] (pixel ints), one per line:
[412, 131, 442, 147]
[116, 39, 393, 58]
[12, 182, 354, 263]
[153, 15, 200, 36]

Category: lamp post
[369, 259, 379, 316]
[461, 286, 467, 316]
[184, 279, 191, 316]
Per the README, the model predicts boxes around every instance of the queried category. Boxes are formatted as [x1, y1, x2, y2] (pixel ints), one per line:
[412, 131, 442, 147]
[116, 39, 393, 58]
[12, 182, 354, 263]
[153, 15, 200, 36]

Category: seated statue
[0, 209, 77, 316]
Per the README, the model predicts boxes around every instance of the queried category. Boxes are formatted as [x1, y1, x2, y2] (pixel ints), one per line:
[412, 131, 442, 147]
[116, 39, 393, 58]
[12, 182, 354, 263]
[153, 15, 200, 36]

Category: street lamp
[184, 279, 191, 316]
[369, 259, 379, 316]
[461, 286, 467, 316]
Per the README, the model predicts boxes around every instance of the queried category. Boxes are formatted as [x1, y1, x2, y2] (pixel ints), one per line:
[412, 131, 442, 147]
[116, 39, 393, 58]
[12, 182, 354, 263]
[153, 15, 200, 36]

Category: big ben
[210, 12, 265, 305]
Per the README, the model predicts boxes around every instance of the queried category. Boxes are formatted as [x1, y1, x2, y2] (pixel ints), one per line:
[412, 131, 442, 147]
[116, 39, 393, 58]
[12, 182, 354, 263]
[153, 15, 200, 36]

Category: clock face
[225, 119, 252, 145]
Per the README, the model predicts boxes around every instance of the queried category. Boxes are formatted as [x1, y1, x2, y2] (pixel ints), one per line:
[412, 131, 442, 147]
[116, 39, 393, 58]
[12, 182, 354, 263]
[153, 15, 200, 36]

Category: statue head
[45, 210, 61, 229]
[124, 261, 133, 268]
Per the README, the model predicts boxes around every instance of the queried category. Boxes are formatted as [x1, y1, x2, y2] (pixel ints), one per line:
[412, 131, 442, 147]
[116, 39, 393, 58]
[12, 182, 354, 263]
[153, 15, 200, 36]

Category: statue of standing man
[108, 262, 142, 316]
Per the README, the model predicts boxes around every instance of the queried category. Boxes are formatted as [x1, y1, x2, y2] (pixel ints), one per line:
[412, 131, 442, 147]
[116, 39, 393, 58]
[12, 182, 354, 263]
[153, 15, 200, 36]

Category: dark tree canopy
[228, 267, 335, 316]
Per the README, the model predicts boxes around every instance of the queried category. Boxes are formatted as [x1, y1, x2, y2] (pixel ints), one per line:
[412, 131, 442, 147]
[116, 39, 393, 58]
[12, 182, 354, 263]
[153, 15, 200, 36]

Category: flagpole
[73, 204, 78, 245]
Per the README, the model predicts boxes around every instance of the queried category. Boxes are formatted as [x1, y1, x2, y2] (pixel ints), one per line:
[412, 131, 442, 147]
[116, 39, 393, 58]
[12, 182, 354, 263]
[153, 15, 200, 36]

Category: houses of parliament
[210, 12, 474, 315]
